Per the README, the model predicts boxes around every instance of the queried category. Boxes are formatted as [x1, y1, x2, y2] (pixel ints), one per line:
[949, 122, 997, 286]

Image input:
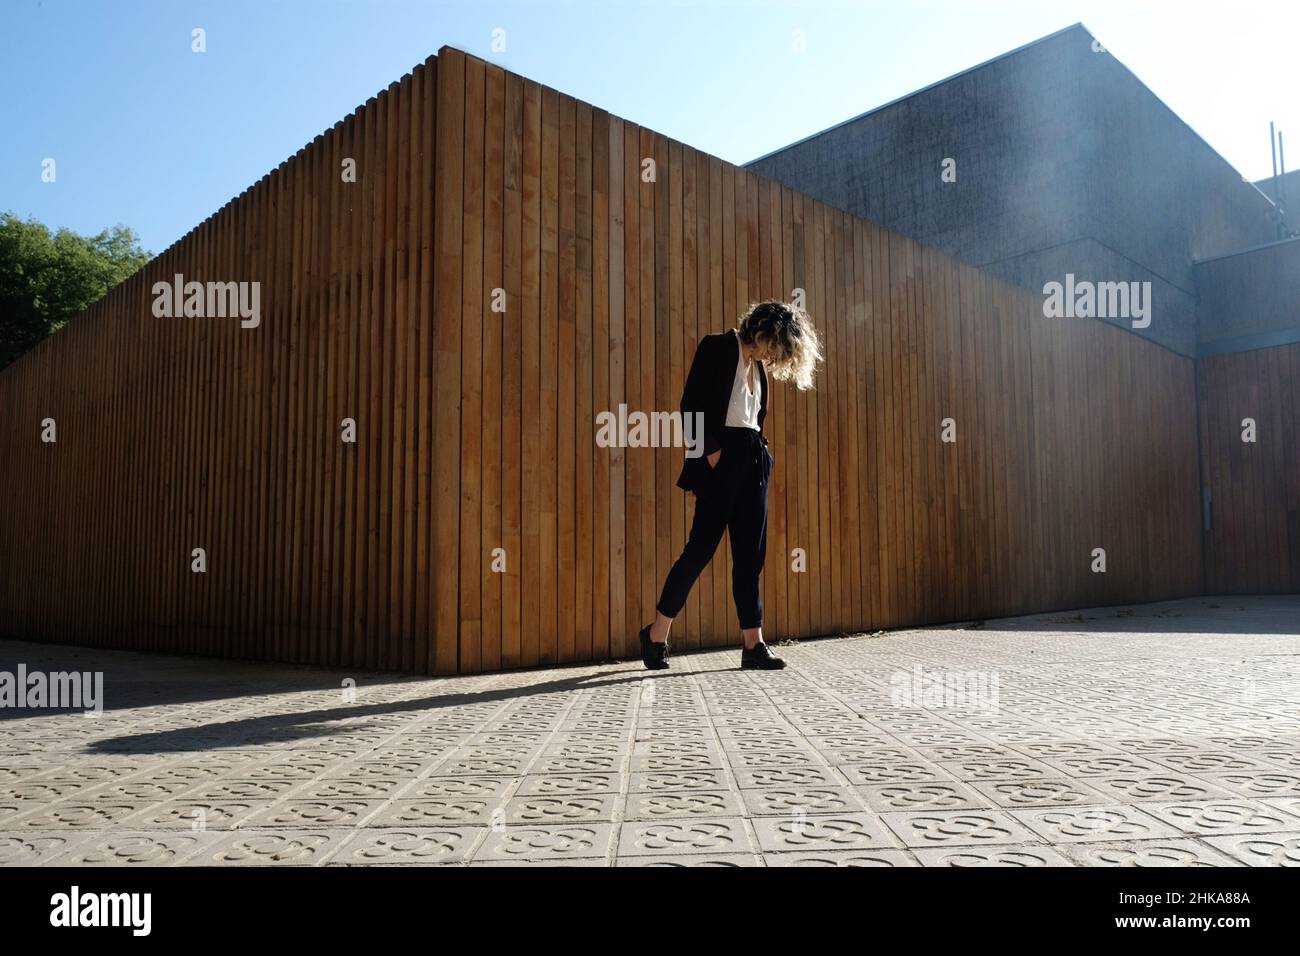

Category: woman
[639, 300, 823, 670]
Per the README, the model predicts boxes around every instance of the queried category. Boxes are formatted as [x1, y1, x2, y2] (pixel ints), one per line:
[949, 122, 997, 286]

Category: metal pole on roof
[1270, 122, 1282, 239]
[1279, 131, 1292, 236]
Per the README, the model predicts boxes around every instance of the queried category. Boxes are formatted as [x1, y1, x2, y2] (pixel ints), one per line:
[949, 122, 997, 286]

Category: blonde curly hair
[737, 300, 823, 391]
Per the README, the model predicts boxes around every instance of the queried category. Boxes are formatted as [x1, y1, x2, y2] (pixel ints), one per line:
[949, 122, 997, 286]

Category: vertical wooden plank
[520, 75, 543, 668]
[574, 99, 595, 663]
[622, 120, 644, 642]
[378, 83, 400, 669]
[769, 180, 790, 631]
[722, 164, 743, 641]
[363, 93, 388, 669]
[652, 130, 671, 648]
[433, 48, 465, 674]
[539, 82, 560, 666]
[796, 190, 815, 635]
[827, 207, 846, 629]
[815, 201, 833, 630]
[312, 123, 335, 666]
[337, 112, 359, 668]
[392, 73, 416, 672]
[556, 91, 576, 663]
[291, 142, 315, 662]
[708, 152, 725, 645]
[456, 51, 482, 673]
[638, 125, 657, 639]
[198, 210, 219, 655]
[481, 62, 505, 672]
[678, 142, 698, 646]
[591, 104, 612, 660]
[500, 67, 523, 669]
[416, 58, 438, 673]
[351, 103, 375, 668]
[605, 112, 627, 657]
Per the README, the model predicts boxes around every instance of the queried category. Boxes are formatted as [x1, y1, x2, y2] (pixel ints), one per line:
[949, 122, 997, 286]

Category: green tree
[0, 212, 151, 369]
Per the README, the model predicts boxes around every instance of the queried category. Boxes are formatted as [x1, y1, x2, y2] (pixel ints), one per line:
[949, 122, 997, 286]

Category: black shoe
[639, 625, 670, 670]
[741, 641, 786, 669]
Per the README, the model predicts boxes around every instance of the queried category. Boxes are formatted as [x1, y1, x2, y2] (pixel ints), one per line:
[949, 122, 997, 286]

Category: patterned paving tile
[331, 827, 481, 865]
[764, 849, 919, 867]
[1087, 773, 1236, 802]
[242, 799, 385, 829]
[473, 824, 615, 863]
[469, 857, 608, 867]
[1135, 799, 1300, 836]
[939, 757, 1063, 782]
[617, 818, 755, 857]
[617, 853, 762, 867]
[912, 844, 1076, 867]
[970, 777, 1111, 809]
[623, 790, 745, 820]
[912, 744, 1022, 762]
[1014, 740, 1127, 761]
[838, 761, 955, 785]
[365, 798, 500, 827]
[752, 812, 899, 853]
[880, 809, 1041, 848]
[1262, 796, 1300, 818]
[0, 831, 88, 866]
[499, 794, 618, 825]
[125, 799, 271, 830]
[1146, 750, 1284, 774]
[513, 773, 621, 797]
[45, 830, 218, 866]
[1198, 772, 1300, 798]
[294, 777, 410, 800]
[1010, 805, 1183, 843]
[1200, 831, 1300, 866]
[730, 766, 841, 789]
[857, 780, 991, 813]
[739, 786, 866, 817]
[9, 802, 145, 830]
[405, 776, 517, 799]
[1040, 754, 1173, 778]
[628, 770, 730, 793]
[1060, 839, 1244, 867]
[182, 779, 302, 802]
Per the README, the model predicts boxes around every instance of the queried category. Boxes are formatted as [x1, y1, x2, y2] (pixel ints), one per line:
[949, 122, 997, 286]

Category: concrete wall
[746, 24, 1276, 357]
[1196, 237, 1300, 352]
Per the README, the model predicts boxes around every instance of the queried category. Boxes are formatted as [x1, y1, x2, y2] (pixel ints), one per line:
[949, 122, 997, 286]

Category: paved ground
[2, 595, 1299, 866]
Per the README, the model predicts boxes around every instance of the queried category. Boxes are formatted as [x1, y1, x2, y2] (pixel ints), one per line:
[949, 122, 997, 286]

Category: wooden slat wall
[0, 55, 441, 672]
[1198, 343, 1300, 594]
[434, 46, 1202, 671]
[0, 45, 1207, 677]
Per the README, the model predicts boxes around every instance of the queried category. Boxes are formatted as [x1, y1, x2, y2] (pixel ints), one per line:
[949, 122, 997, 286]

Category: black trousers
[656, 426, 772, 630]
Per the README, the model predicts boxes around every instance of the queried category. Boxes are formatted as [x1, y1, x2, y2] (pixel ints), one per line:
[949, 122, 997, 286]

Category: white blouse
[724, 333, 762, 430]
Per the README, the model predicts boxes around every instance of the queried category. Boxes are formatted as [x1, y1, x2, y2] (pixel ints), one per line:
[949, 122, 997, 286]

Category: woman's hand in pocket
[707, 449, 721, 469]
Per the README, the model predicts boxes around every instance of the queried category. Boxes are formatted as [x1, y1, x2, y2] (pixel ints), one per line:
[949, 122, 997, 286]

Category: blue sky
[2, 0, 1297, 255]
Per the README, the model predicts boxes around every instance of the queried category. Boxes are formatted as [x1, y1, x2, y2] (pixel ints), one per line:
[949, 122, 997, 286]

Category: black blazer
[675, 329, 768, 495]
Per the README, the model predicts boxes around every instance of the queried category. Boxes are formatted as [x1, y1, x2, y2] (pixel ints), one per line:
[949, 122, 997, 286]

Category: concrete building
[744, 23, 1290, 358]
